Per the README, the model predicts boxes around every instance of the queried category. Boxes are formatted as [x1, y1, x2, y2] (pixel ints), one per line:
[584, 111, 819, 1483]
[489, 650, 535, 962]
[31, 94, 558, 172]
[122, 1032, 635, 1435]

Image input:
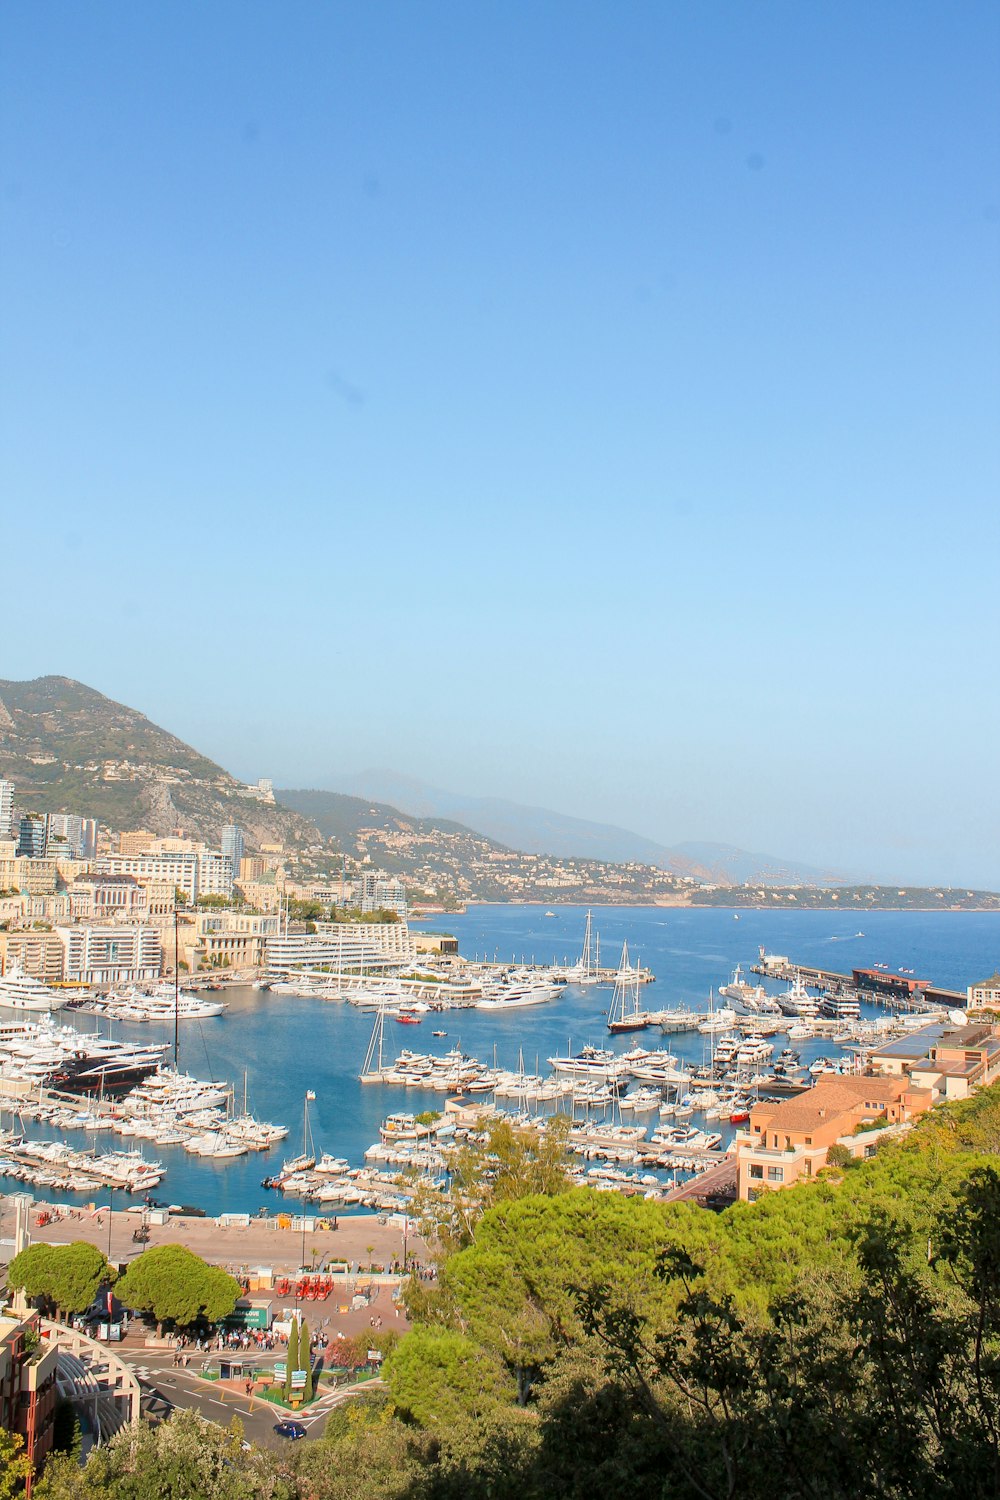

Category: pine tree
[300, 1316, 313, 1403]
[284, 1315, 299, 1402]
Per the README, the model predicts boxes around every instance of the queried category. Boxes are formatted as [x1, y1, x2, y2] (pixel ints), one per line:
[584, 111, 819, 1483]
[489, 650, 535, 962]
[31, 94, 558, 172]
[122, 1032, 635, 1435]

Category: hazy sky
[3, 3, 998, 887]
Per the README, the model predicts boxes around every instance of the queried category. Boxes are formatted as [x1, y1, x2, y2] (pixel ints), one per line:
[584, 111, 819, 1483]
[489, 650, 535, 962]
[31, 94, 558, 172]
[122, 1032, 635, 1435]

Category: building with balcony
[191, 910, 280, 970]
[0, 931, 66, 984]
[735, 1075, 933, 1202]
[266, 922, 415, 979]
[0, 780, 14, 841]
[16, 815, 47, 859]
[358, 870, 408, 920]
[56, 924, 161, 985]
[0, 1313, 60, 1477]
[95, 850, 234, 902]
[221, 825, 245, 879]
[44, 813, 96, 860]
[313, 920, 417, 962]
[0, 856, 60, 896]
[69, 874, 148, 922]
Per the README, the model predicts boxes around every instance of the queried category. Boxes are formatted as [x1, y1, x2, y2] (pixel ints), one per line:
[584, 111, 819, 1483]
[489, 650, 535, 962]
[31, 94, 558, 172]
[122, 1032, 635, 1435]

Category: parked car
[273, 1420, 306, 1440]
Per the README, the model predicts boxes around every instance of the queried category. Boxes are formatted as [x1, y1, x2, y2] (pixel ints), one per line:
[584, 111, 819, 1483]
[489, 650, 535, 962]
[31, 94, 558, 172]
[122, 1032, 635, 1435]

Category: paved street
[116, 1329, 368, 1448]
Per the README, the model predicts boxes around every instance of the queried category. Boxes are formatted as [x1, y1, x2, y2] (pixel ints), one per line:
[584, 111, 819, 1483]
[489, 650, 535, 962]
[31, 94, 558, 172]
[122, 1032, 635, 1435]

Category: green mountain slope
[0, 676, 319, 851]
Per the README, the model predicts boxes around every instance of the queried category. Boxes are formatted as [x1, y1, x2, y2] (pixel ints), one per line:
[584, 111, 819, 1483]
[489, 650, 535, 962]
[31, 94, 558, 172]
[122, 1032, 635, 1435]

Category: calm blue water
[10, 905, 1000, 1215]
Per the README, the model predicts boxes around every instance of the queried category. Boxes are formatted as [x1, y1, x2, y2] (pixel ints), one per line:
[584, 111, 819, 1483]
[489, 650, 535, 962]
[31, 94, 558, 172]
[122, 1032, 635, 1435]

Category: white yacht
[718, 964, 781, 1015]
[0, 964, 68, 1013]
[657, 1005, 701, 1034]
[97, 986, 226, 1022]
[776, 973, 820, 1018]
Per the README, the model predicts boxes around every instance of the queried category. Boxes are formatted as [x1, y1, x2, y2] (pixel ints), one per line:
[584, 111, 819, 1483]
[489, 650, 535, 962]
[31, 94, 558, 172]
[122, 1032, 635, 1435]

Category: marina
[0, 905, 996, 1217]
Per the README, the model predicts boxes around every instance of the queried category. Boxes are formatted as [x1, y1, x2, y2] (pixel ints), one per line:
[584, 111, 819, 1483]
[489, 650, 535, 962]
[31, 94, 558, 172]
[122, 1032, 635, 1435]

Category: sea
[7, 904, 1000, 1217]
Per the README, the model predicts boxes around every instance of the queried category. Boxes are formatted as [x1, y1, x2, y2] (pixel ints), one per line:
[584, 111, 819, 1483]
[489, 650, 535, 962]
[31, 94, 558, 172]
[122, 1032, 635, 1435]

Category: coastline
[414, 898, 1000, 916]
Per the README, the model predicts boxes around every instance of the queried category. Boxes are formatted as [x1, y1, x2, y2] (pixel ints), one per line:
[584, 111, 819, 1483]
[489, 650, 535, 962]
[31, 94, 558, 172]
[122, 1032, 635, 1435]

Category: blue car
[273, 1420, 306, 1440]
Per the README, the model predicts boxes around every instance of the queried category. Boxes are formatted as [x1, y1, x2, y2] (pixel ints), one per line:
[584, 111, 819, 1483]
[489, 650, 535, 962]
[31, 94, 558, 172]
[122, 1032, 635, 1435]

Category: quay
[750, 953, 967, 1012]
[11, 1200, 428, 1282]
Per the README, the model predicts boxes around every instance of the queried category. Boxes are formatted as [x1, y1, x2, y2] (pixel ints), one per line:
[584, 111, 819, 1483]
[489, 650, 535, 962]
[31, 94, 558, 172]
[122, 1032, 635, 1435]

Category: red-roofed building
[735, 1074, 933, 1201]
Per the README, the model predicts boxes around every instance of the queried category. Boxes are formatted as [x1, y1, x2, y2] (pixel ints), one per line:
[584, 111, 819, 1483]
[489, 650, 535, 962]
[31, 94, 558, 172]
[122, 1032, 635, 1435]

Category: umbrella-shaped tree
[115, 1245, 240, 1338]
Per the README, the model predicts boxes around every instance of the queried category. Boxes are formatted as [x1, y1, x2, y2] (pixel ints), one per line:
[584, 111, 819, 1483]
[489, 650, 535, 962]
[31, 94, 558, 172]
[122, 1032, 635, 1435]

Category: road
[115, 1330, 364, 1448]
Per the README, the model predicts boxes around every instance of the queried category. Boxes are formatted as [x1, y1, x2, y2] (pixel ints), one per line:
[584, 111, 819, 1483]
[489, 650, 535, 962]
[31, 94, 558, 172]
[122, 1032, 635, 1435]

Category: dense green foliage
[36, 1410, 289, 1500]
[7, 1242, 112, 1319]
[8, 1084, 1000, 1499]
[115, 1245, 240, 1334]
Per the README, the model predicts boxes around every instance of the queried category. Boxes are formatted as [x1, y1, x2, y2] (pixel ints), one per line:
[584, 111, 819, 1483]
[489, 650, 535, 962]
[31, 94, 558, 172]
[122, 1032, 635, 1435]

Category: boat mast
[580, 911, 592, 978]
[361, 999, 386, 1078]
[173, 905, 180, 1070]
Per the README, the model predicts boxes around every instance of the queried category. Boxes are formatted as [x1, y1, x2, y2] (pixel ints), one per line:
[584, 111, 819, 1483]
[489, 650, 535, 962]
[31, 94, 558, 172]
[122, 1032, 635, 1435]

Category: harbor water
[5, 905, 999, 1216]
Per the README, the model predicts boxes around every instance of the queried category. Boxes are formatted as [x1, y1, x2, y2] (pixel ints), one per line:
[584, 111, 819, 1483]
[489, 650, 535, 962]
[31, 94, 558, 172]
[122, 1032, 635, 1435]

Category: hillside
[0, 676, 320, 852]
[276, 787, 696, 907]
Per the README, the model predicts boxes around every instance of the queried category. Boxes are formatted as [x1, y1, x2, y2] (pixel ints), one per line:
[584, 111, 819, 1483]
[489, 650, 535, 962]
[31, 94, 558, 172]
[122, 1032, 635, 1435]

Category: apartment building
[358, 870, 408, 919]
[968, 974, 1000, 1010]
[867, 1020, 1000, 1101]
[221, 825, 245, 878]
[236, 876, 283, 912]
[0, 931, 66, 984]
[0, 781, 13, 841]
[117, 829, 156, 856]
[313, 920, 416, 962]
[56, 924, 161, 984]
[266, 923, 415, 979]
[95, 850, 234, 902]
[16, 815, 47, 859]
[44, 813, 97, 860]
[735, 1075, 933, 1201]
[0, 1313, 60, 1476]
[0, 853, 60, 896]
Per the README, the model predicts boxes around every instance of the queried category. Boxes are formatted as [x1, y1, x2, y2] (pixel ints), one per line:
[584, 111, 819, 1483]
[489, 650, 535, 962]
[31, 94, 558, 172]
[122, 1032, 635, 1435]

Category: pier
[750, 953, 966, 1012]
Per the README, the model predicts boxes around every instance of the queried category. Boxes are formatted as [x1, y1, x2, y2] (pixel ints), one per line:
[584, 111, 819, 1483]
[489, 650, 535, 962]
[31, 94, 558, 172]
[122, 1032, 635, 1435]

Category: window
[805, 1136, 812, 1145]
[749, 1164, 763, 1179]
[767, 1166, 784, 1183]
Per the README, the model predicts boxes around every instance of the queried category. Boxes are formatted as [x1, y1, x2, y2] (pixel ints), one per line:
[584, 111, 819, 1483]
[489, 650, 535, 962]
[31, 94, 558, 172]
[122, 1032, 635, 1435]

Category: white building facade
[95, 851, 234, 903]
[56, 924, 162, 984]
[358, 871, 408, 919]
[266, 922, 416, 979]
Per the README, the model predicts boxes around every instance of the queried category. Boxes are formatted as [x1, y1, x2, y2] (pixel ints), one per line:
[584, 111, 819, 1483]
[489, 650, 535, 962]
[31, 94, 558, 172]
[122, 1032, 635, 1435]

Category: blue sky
[2, 3, 998, 886]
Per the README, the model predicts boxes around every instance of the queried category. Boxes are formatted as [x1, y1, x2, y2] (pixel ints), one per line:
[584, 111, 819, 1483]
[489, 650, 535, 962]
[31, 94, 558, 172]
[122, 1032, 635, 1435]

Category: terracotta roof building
[735, 1074, 933, 1202]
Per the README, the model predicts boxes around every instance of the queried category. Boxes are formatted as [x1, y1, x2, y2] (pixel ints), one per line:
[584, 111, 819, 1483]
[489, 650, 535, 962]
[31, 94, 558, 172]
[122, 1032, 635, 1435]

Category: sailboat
[359, 999, 388, 1083]
[607, 942, 654, 1033]
[281, 1090, 317, 1175]
[561, 910, 604, 986]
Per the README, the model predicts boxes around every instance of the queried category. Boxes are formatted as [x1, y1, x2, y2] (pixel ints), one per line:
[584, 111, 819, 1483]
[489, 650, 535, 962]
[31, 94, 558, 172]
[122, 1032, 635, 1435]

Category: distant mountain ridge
[334, 770, 851, 887]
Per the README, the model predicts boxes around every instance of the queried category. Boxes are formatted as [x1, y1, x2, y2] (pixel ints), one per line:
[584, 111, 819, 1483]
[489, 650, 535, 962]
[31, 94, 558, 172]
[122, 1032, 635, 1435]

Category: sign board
[367, 1350, 381, 1363]
[290, 1371, 307, 1389]
[273, 1363, 286, 1378]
